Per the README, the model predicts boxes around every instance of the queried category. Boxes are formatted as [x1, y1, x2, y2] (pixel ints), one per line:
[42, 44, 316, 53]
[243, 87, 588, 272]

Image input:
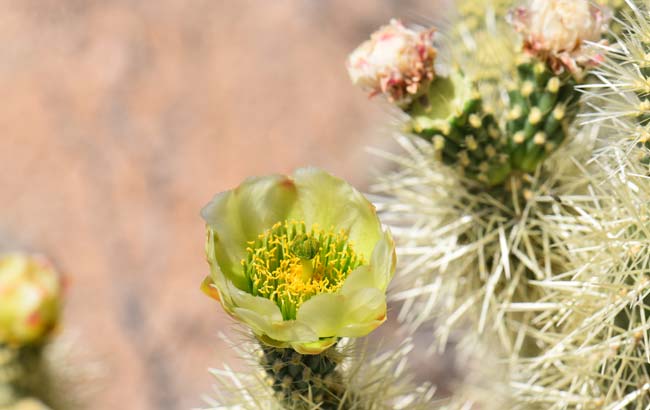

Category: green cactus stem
[405, 73, 512, 186]
[506, 57, 579, 173]
[260, 343, 350, 410]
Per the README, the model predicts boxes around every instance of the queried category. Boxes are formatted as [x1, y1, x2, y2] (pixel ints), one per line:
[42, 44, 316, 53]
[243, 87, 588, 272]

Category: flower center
[242, 221, 364, 320]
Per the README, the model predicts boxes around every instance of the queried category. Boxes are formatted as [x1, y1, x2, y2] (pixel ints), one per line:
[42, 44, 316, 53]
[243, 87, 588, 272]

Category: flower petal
[291, 337, 338, 355]
[233, 308, 318, 342]
[226, 280, 284, 322]
[339, 320, 385, 337]
[296, 288, 387, 339]
[369, 230, 397, 291]
[341, 230, 396, 294]
[291, 168, 382, 259]
[296, 293, 346, 337]
[200, 276, 221, 302]
[201, 175, 298, 289]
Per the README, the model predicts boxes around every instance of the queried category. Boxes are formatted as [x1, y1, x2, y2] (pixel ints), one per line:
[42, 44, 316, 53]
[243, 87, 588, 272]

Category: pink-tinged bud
[0, 254, 63, 346]
[347, 19, 436, 104]
[509, 0, 610, 76]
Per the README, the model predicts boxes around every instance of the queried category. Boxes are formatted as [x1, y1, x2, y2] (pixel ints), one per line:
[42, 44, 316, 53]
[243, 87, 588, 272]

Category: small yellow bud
[469, 114, 482, 128]
[485, 145, 497, 158]
[547, 77, 561, 93]
[465, 136, 478, 151]
[522, 81, 535, 97]
[553, 106, 565, 120]
[479, 162, 490, 173]
[513, 131, 526, 144]
[534, 132, 547, 145]
[528, 107, 542, 125]
[509, 106, 523, 120]
[639, 100, 650, 113]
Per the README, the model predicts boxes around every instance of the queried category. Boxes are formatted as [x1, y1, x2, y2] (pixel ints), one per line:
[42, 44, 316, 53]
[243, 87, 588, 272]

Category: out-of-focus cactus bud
[0, 255, 62, 346]
[406, 72, 512, 186]
[509, 0, 610, 77]
[346, 19, 436, 105]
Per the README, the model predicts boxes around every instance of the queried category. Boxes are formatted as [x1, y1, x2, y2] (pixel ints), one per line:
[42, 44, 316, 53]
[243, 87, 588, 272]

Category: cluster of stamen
[242, 221, 364, 320]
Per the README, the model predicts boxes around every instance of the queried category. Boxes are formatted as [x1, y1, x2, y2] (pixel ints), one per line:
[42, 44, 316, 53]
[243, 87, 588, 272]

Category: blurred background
[0, 1, 447, 409]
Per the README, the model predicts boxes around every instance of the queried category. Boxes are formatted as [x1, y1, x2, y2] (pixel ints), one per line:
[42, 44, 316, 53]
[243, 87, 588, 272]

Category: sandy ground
[0, 1, 448, 409]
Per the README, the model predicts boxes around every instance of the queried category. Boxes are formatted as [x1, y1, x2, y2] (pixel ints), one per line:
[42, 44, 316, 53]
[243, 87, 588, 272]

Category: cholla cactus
[350, 1, 608, 186]
[199, 1, 650, 410]
[514, 143, 650, 410]
[0, 254, 65, 410]
[345, 0, 610, 407]
[582, 0, 650, 158]
[202, 335, 435, 410]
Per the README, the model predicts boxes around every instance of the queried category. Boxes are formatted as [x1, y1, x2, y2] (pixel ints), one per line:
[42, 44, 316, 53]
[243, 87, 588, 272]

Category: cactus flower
[346, 19, 436, 104]
[509, 0, 609, 75]
[0, 254, 62, 346]
[201, 168, 395, 354]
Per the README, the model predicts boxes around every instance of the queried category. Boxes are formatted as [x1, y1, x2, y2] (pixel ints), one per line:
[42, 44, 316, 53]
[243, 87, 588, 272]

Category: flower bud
[509, 0, 610, 75]
[0, 254, 63, 346]
[346, 19, 436, 104]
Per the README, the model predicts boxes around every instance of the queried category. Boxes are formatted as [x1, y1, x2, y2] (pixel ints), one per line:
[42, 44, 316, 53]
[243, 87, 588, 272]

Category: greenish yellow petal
[291, 168, 382, 259]
[337, 288, 387, 338]
[296, 293, 346, 337]
[226, 279, 284, 322]
[296, 288, 387, 339]
[201, 175, 298, 289]
[233, 308, 318, 342]
[200, 276, 221, 302]
[291, 337, 338, 355]
[369, 230, 396, 291]
[341, 230, 396, 295]
[339, 320, 385, 337]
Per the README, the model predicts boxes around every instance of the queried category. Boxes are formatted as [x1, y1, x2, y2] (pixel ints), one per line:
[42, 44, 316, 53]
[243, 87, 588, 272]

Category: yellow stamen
[243, 221, 364, 319]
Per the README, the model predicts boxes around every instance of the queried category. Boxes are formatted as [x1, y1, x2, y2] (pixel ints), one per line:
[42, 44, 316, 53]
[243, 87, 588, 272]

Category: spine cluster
[260, 345, 347, 410]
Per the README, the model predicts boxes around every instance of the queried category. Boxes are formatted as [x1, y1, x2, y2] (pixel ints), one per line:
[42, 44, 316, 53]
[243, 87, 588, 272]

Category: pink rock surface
[0, 1, 444, 408]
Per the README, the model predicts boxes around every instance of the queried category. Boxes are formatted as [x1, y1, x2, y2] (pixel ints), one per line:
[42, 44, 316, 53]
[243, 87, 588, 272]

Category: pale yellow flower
[201, 168, 395, 354]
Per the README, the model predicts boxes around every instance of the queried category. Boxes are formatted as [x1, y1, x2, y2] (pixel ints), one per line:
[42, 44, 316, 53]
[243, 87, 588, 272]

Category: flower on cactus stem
[509, 0, 610, 76]
[346, 19, 437, 104]
[0, 254, 63, 346]
[201, 168, 395, 355]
